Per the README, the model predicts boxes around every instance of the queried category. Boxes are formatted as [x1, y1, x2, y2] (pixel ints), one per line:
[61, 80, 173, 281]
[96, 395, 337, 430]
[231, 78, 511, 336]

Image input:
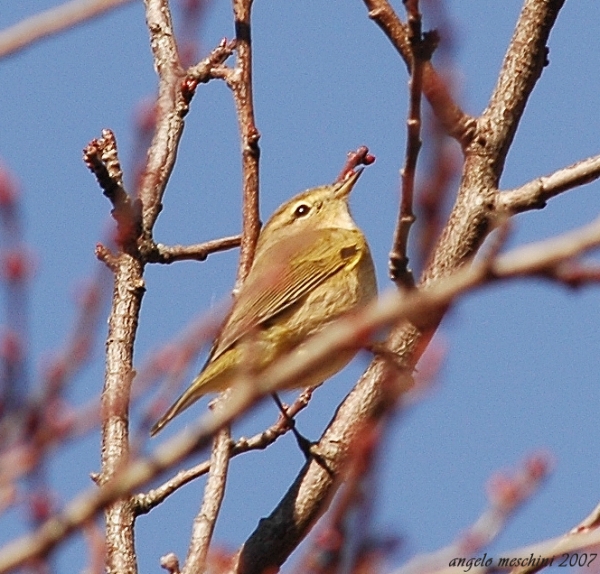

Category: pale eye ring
[294, 203, 311, 218]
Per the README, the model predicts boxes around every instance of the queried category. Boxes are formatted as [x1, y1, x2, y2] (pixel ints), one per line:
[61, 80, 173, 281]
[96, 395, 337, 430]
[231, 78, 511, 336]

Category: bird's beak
[334, 168, 364, 199]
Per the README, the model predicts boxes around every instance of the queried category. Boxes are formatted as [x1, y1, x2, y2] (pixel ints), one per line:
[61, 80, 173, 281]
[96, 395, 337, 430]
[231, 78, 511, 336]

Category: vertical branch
[231, 1, 568, 570]
[181, 0, 260, 565]
[362, 0, 474, 145]
[139, 0, 185, 242]
[389, 0, 434, 287]
[181, 417, 231, 574]
[85, 1, 187, 571]
[84, 131, 143, 574]
[231, 0, 261, 287]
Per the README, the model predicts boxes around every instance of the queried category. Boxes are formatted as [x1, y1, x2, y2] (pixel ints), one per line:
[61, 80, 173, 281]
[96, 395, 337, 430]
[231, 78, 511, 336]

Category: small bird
[150, 169, 377, 436]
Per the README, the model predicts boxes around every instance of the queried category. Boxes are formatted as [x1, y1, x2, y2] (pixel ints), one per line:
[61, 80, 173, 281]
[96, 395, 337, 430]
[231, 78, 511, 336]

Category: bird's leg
[270, 393, 313, 456]
[270, 393, 335, 475]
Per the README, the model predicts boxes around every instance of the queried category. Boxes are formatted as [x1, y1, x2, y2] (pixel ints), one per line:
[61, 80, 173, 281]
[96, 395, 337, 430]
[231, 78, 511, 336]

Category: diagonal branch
[362, 0, 474, 145]
[497, 154, 600, 214]
[480, 0, 565, 177]
[0, 0, 134, 59]
[1, 213, 600, 573]
[133, 390, 313, 514]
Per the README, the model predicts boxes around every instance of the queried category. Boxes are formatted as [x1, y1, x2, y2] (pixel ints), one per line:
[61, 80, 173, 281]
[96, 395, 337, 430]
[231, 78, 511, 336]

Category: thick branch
[1, 214, 600, 573]
[230, 219, 599, 574]
[99, 255, 144, 574]
[479, 0, 565, 176]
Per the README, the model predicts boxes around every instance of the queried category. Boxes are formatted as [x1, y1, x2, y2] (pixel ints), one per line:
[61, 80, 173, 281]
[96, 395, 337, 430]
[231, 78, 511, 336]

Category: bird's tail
[150, 383, 204, 436]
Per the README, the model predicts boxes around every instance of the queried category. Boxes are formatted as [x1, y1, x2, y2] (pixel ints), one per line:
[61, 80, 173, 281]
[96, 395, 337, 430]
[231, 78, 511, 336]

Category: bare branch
[1, 214, 600, 572]
[0, 0, 134, 59]
[138, 0, 185, 240]
[335, 146, 376, 182]
[225, 214, 600, 573]
[497, 154, 600, 214]
[362, 0, 474, 144]
[160, 553, 181, 574]
[394, 453, 551, 574]
[182, 426, 230, 574]
[133, 390, 314, 515]
[84, 130, 142, 252]
[148, 235, 241, 264]
[481, 0, 565, 176]
[389, 1, 438, 287]
[505, 499, 600, 574]
[228, 0, 261, 287]
[181, 39, 237, 106]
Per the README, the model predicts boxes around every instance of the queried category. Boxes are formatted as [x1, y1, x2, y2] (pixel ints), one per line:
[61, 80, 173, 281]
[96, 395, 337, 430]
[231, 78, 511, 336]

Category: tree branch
[223, 211, 600, 573]
[148, 235, 241, 263]
[1, 213, 599, 573]
[389, 1, 437, 287]
[228, 0, 261, 288]
[133, 390, 314, 514]
[138, 0, 185, 242]
[480, 0, 565, 176]
[362, 0, 474, 145]
[394, 453, 551, 574]
[497, 154, 600, 214]
[0, 0, 134, 59]
[181, 424, 230, 574]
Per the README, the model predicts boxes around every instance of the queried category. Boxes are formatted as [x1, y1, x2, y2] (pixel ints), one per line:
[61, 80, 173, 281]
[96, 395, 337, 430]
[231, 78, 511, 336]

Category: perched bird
[151, 169, 376, 436]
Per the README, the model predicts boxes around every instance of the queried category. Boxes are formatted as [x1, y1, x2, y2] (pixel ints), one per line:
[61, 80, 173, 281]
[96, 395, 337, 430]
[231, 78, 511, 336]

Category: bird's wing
[211, 227, 364, 359]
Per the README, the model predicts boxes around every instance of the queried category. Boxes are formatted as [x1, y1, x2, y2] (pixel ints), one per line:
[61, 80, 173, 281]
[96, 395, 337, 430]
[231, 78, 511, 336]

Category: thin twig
[160, 553, 181, 574]
[148, 235, 241, 263]
[180, 39, 237, 108]
[84, 129, 142, 252]
[133, 389, 315, 514]
[389, 1, 437, 287]
[362, 0, 474, 145]
[393, 453, 551, 574]
[335, 146, 376, 182]
[0, 0, 134, 59]
[229, 0, 261, 287]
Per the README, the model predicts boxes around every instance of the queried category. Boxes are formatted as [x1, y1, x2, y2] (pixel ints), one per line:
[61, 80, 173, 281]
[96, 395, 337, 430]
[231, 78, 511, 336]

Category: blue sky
[1, 1, 599, 572]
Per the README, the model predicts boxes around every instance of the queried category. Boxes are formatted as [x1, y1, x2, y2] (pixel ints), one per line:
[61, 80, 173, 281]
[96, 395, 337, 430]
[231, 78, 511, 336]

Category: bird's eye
[293, 203, 311, 218]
